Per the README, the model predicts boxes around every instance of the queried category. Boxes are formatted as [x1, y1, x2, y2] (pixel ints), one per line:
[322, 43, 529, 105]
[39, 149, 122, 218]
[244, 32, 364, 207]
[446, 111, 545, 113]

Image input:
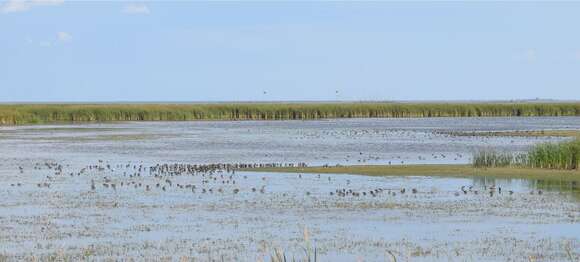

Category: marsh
[0, 117, 578, 261]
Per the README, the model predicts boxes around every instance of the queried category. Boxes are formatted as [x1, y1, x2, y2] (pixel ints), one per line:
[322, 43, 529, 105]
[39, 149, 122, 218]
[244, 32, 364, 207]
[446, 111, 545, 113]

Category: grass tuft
[473, 139, 580, 170]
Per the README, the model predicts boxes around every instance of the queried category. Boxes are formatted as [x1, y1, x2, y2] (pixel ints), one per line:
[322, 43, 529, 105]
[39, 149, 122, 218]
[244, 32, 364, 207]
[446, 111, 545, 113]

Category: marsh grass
[527, 139, 580, 169]
[473, 139, 580, 170]
[472, 151, 527, 168]
[1, 102, 579, 125]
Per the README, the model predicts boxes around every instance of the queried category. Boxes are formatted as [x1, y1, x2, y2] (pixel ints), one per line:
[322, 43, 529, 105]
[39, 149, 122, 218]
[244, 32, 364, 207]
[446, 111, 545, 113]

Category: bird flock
[10, 161, 307, 195]
[7, 160, 551, 200]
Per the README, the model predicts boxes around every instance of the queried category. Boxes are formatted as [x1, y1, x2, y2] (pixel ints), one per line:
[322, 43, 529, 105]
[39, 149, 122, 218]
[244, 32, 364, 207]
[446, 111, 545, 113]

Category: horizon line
[0, 99, 578, 105]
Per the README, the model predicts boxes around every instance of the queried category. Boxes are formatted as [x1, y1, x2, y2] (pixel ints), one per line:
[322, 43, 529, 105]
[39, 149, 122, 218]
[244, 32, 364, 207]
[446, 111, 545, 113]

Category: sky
[1, 1, 579, 102]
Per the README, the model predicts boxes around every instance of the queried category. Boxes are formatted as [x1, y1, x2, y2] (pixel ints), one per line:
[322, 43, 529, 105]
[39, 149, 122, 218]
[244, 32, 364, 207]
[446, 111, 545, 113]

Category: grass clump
[527, 139, 580, 169]
[473, 139, 580, 170]
[472, 151, 527, 168]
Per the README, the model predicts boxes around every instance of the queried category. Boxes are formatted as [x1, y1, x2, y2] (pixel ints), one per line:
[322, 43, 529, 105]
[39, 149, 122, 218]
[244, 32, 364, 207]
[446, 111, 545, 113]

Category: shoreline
[241, 164, 580, 182]
[438, 129, 580, 138]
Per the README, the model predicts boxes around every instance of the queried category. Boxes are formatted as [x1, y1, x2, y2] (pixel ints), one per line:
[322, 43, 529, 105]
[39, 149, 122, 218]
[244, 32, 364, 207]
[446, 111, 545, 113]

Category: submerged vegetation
[473, 139, 580, 170]
[0, 102, 579, 125]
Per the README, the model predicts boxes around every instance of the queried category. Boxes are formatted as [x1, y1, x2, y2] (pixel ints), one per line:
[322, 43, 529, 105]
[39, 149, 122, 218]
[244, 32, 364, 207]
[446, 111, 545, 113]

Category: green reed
[527, 139, 580, 169]
[472, 150, 524, 168]
[473, 139, 580, 170]
[0, 102, 579, 125]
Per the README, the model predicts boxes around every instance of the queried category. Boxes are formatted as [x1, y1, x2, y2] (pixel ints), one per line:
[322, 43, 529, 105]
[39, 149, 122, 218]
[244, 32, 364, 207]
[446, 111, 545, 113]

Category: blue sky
[1, 1, 579, 102]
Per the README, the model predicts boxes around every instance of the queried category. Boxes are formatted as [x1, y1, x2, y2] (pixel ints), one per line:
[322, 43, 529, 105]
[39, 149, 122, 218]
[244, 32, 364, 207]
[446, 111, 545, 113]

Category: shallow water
[0, 117, 578, 165]
[0, 117, 579, 261]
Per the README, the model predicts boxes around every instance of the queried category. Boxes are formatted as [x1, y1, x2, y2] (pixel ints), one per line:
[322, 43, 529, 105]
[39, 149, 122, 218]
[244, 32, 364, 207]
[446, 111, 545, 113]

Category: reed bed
[473, 139, 580, 170]
[472, 151, 527, 168]
[527, 140, 580, 169]
[0, 102, 579, 125]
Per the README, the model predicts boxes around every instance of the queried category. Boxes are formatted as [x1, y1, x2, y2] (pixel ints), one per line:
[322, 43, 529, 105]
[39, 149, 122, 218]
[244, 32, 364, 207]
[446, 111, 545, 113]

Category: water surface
[0, 117, 578, 261]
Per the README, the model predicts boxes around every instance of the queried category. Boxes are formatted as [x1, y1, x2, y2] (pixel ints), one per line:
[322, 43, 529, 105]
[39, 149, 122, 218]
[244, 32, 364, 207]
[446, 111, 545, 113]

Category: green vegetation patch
[1, 102, 579, 125]
[473, 139, 580, 170]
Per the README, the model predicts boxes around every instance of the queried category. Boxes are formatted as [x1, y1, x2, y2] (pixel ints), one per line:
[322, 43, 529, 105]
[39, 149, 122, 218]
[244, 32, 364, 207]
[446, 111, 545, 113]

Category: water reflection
[470, 176, 580, 198]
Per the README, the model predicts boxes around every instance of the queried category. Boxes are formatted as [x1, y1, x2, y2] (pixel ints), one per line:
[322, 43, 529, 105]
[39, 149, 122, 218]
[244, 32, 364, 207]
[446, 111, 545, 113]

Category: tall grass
[472, 151, 527, 168]
[473, 139, 580, 170]
[527, 139, 580, 169]
[0, 102, 579, 125]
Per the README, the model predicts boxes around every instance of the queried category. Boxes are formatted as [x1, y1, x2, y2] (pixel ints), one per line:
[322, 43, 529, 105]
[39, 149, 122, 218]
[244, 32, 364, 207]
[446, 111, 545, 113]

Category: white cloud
[57, 31, 72, 42]
[524, 49, 536, 62]
[1, 0, 28, 12]
[25, 32, 71, 47]
[1, 0, 64, 13]
[123, 3, 149, 15]
[575, 50, 580, 61]
[39, 40, 52, 47]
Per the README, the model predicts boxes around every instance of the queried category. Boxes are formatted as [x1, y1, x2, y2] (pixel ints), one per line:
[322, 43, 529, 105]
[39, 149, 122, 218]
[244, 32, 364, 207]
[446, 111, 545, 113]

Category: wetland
[0, 117, 579, 261]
